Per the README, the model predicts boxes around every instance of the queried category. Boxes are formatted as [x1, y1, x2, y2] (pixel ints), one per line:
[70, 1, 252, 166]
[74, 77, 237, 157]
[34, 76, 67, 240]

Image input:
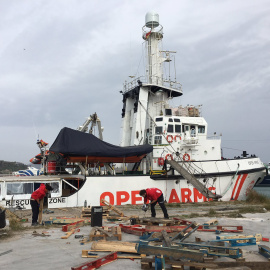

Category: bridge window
[154, 136, 162, 145]
[46, 182, 60, 193]
[7, 183, 33, 195]
[184, 125, 189, 131]
[175, 125, 181, 133]
[156, 117, 163, 122]
[174, 119, 180, 122]
[167, 124, 174, 133]
[169, 118, 173, 122]
[191, 125, 196, 137]
[155, 126, 163, 134]
[198, 126, 205, 133]
[165, 109, 172, 116]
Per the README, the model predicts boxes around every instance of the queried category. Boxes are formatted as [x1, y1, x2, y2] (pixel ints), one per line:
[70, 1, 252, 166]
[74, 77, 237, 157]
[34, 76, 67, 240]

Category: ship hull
[255, 174, 270, 187]
[1, 158, 265, 209]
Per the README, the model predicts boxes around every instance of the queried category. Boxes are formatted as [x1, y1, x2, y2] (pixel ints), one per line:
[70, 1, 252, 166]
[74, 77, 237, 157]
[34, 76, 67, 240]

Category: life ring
[174, 135, 181, 141]
[165, 154, 173, 160]
[183, 153, 190, 161]
[166, 135, 173, 143]
[158, 157, 164, 166]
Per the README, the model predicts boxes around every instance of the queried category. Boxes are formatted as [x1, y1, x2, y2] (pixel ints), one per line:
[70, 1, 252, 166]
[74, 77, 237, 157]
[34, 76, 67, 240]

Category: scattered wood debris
[81, 206, 110, 218]
[100, 199, 125, 217]
[32, 230, 50, 237]
[89, 226, 122, 241]
[61, 228, 80, 239]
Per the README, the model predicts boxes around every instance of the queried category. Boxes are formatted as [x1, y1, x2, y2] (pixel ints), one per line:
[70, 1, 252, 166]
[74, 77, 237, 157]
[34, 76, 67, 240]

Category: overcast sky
[0, 0, 269, 165]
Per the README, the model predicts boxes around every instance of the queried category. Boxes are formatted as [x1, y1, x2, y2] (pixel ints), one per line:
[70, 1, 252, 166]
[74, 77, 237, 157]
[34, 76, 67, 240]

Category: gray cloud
[0, 0, 269, 164]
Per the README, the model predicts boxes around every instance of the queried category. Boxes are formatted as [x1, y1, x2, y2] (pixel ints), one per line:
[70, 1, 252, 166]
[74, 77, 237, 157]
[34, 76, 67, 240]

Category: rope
[220, 163, 240, 197]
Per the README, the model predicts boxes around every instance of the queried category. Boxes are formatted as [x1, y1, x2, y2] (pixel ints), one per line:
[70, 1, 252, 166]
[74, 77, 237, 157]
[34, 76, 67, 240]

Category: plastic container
[91, 206, 103, 227]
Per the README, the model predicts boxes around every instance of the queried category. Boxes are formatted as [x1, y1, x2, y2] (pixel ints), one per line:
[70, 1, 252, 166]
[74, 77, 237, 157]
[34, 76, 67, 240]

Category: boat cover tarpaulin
[49, 127, 153, 160]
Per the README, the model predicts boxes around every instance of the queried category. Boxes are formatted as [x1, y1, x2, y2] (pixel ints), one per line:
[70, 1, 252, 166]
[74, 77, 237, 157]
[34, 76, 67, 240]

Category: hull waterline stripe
[230, 175, 241, 200]
[234, 174, 248, 200]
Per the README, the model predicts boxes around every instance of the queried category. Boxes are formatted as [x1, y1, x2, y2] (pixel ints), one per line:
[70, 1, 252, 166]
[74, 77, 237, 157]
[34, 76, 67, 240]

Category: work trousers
[150, 194, 169, 219]
[30, 200, 39, 224]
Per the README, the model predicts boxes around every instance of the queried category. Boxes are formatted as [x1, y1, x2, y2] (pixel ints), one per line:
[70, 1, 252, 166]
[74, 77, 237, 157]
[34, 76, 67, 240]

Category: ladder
[166, 159, 221, 200]
[148, 119, 154, 145]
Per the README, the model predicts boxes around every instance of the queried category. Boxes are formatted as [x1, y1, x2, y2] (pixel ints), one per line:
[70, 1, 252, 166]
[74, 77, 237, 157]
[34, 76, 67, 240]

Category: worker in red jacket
[139, 188, 169, 219]
[30, 183, 53, 226]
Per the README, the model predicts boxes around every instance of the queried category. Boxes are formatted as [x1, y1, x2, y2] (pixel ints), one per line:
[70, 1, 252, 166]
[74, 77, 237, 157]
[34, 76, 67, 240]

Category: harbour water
[253, 186, 270, 198]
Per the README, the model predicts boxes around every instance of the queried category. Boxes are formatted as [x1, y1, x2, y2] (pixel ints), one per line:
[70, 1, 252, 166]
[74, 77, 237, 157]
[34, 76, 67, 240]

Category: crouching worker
[139, 188, 169, 219]
[30, 183, 53, 226]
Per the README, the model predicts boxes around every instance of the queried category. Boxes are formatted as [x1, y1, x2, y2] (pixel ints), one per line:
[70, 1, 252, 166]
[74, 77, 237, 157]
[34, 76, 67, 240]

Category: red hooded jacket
[144, 188, 163, 203]
[31, 183, 47, 201]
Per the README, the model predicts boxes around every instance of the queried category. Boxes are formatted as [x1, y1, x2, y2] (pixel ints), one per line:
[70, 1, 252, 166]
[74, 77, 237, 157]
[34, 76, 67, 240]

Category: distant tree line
[0, 160, 27, 174]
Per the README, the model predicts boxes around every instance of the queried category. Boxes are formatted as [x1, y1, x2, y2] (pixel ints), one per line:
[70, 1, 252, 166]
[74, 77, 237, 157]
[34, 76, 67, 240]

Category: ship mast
[143, 12, 163, 85]
[121, 12, 182, 147]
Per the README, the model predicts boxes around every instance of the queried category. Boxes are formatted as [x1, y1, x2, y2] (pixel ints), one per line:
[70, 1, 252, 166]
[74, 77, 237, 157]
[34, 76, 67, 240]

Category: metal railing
[123, 76, 182, 93]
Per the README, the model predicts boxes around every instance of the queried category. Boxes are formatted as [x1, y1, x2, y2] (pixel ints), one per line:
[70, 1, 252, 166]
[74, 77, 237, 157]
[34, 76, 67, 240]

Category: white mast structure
[121, 12, 182, 147]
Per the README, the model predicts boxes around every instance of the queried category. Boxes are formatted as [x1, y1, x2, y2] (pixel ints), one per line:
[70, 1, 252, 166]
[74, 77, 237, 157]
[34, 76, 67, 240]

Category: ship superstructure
[121, 12, 222, 170]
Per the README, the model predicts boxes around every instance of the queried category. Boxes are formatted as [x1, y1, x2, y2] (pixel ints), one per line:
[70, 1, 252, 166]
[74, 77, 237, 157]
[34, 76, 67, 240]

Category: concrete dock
[0, 203, 270, 270]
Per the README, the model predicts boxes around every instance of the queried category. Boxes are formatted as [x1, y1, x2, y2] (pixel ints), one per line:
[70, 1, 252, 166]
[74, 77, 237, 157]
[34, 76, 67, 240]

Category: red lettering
[116, 191, 130, 205]
[168, 189, 180, 203]
[181, 188, 193, 203]
[100, 192, 114, 205]
[131, 190, 143, 204]
[193, 188, 207, 202]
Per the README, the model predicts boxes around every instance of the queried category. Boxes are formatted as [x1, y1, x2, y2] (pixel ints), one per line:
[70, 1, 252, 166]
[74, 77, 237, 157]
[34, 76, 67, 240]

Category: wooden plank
[91, 241, 137, 253]
[161, 230, 172, 247]
[120, 224, 144, 236]
[145, 224, 243, 233]
[215, 267, 251, 270]
[116, 226, 122, 240]
[106, 215, 138, 221]
[178, 242, 242, 259]
[141, 257, 218, 268]
[136, 217, 175, 226]
[61, 228, 76, 239]
[136, 243, 204, 262]
[165, 258, 218, 269]
[214, 237, 257, 247]
[53, 218, 86, 224]
[89, 226, 122, 241]
[141, 257, 252, 270]
[100, 199, 125, 217]
[81, 250, 143, 259]
[94, 226, 113, 237]
[62, 220, 85, 232]
[38, 198, 44, 224]
[203, 218, 218, 226]
[212, 261, 270, 270]
[218, 234, 262, 242]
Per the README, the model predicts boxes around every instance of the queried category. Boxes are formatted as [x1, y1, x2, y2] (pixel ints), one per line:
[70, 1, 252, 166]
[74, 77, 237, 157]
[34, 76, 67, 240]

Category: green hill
[0, 160, 27, 174]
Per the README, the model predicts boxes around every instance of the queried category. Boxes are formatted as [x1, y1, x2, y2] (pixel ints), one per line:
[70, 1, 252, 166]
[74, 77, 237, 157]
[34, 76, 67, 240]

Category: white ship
[0, 12, 266, 210]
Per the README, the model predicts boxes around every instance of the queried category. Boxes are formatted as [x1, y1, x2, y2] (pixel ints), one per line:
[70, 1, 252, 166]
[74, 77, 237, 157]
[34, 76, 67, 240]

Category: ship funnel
[145, 11, 159, 28]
